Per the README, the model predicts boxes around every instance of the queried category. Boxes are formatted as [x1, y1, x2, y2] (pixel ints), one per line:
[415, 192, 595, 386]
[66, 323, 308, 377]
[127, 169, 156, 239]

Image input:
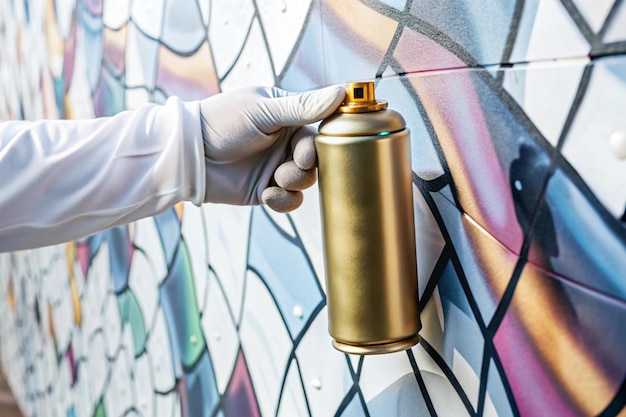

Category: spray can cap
[338, 82, 388, 113]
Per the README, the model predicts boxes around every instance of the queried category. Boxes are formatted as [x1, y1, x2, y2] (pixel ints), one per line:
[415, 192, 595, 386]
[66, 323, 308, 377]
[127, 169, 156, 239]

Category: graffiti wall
[1, 0, 626, 416]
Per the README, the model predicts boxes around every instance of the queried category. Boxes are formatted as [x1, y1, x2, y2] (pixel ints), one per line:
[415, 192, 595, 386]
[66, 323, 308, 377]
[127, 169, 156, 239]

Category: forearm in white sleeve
[0, 96, 206, 252]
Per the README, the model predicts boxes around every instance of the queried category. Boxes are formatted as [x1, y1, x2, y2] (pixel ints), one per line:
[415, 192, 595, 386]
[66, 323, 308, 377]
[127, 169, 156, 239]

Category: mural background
[1, 0, 626, 416]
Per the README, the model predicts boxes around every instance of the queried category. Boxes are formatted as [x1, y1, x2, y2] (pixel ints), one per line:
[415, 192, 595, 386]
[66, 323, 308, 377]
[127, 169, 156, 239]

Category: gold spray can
[315, 81, 420, 355]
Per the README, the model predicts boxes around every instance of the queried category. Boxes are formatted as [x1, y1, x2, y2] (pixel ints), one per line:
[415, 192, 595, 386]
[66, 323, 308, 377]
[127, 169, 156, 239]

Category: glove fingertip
[293, 136, 317, 170]
[275, 161, 317, 191]
[262, 187, 303, 213]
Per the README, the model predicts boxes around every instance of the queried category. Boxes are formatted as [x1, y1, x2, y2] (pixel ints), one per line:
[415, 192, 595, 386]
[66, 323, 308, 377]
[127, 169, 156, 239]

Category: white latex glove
[200, 85, 345, 212]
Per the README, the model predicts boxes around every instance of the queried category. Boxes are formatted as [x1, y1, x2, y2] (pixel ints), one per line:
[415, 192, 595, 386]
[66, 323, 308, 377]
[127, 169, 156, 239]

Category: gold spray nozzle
[338, 81, 388, 113]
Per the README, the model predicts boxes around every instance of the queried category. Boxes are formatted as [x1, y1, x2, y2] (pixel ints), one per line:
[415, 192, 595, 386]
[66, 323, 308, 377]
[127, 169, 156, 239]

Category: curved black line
[205, 264, 239, 329]
[294, 354, 315, 417]
[489, 350, 522, 417]
[416, 243, 450, 311]
[217, 15, 257, 83]
[448, 240, 488, 332]
[274, 354, 311, 417]
[275, 300, 327, 417]
[292, 300, 326, 348]
[475, 346, 491, 417]
[418, 173, 454, 193]
[393, 58, 462, 209]
[559, 0, 594, 43]
[246, 265, 295, 343]
[259, 206, 300, 245]
[407, 348, 438, 417]
[486, 256, 526, 332]
[416, 178, 489, 332]
[373, 3, 409, 78]
[593, 41, 626, 56]
[357, 384, 372, 417]
[286, 214, 325, 297]
[420, 338, 478, 417]
[342, 354, 372, 417]
[556, 63, 594, 150]
[496, 0, 525, 84]
[333, 386, 358, 417]
[360, 0, 480, 68]
[597, 0, 624, 42]
[597, 373, 626, 417]
[277, 0, 318, 82]
[250, 2, 278, 84]
[157, 27, 207, 58]
[357, 355, 365, 379]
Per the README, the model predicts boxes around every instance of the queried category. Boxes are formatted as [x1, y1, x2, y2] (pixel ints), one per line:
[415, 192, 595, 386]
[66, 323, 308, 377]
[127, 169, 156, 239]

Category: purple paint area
[65, 344, 78, 387]
[394, 27, 469, 74]
[76, 242, 90, 280]
[222, 352, 261, 417]
[494, 264, 626, 416]
[63, 15, 77, 91]
[84, 0, 103, 15]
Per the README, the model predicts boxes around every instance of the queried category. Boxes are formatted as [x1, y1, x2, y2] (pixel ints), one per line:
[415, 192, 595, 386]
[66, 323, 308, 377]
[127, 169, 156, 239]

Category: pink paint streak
[223, 351, 261, 417]
[494, 308, 579, 416]
[63, 13, 77, 90]
[76, 242, 90, 280]
[396, 32, 524, 253]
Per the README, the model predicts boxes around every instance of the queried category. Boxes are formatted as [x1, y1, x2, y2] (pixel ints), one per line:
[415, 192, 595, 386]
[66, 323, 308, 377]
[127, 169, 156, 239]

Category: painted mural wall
[1, 0, 626, 416]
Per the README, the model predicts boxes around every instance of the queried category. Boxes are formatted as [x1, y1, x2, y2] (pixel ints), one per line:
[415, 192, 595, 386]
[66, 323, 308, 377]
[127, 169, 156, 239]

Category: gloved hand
[199, 85, 345, 212]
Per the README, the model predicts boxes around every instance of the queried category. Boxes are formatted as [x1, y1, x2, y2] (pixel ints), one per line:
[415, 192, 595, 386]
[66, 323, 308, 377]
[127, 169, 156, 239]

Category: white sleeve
[0, 96, 206, 252]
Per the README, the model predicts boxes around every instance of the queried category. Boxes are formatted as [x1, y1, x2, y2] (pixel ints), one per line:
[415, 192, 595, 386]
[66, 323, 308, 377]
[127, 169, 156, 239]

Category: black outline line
[395, 58, 529, 415]
[597, 0, 625, 42]
[276, 0, 318, 82]
[407, 348, 438, 417]
[274, 355, 313, 417]
[339, 354, 371, 417]
[247, 209, 326, 337]
[597, 373, 626, 417]
[250, 1, 278, 84]
[246, 265, 295, 344]
[333, 385, 358, 417]
[556, 63, 595, 150]
[475, 345, 491, 417]
[356, 355, 365, 380]
[496, 0, 525, 84]
[210, 348, 263, 417]
[559, 0, 595, 43]
[204, 264, 239, 329]
[420, 338, 479, 417]
[216, 15, 257, 83]
[416, 242, 450, 311]
[294, 353, 315, 417]
[374, 1, 413, 78]
[285, 213, 325, 297]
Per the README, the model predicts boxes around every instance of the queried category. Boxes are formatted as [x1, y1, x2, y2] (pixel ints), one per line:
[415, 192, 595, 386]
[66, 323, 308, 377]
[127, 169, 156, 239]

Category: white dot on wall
[514, 180, 523, 191]
[311, 377, 322, 390]
[292, 305, 304, 319]
[190, 335, 198, 345]
[610, 131, 626, 160]
[214, 332, 221, 341]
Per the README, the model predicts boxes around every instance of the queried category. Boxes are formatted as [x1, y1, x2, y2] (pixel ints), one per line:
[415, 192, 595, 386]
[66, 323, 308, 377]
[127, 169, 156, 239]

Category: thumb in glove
[200, 85, 345, 210]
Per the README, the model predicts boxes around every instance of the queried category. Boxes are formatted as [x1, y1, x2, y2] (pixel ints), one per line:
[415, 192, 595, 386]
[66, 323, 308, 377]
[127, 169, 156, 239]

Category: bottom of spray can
[332, 333, 420, 355]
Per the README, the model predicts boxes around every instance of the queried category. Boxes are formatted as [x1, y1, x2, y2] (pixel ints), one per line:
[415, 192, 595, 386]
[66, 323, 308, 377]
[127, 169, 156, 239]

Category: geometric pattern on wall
[1, 0, 625, 416]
